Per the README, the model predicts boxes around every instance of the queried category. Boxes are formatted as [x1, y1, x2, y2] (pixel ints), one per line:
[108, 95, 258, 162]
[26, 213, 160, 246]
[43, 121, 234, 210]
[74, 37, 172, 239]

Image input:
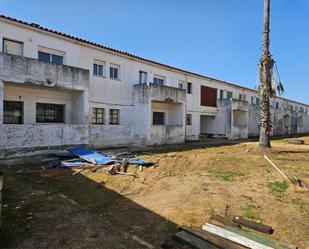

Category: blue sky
[2, 0, 308, 104]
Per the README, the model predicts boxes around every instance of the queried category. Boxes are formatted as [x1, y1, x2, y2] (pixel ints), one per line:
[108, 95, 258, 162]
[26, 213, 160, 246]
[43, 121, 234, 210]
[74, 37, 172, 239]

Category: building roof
[0, 14, 308, 107]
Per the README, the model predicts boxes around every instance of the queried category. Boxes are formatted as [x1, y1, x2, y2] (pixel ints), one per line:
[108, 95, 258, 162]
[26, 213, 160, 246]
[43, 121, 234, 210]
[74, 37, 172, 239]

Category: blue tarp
[66, 146, 114, 165]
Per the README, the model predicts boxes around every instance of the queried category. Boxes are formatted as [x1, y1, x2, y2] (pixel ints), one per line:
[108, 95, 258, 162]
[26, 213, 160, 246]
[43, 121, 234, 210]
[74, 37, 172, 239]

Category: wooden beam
[174, 231, 220, 249]
[212, 214, 240, 227]
[202, 223, 273, 249]
[264, 155, 292, 183]
[179, 226, 248, 249]
[233, 216, 273, 234]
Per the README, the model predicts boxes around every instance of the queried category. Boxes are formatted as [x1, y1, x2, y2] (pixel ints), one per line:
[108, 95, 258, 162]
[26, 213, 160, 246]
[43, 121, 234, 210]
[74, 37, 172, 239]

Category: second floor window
[178, 82, 184, 89]
[139, 71, 147, 84]
[93, 63, 104, 77]
[38, 51, 63, 65]
[186, 114, 192, 125]
[187, 82, 192, 94]
[110, 65, 120, 80]
[3, 38, 23, 56]
[153, 75, 165, 85]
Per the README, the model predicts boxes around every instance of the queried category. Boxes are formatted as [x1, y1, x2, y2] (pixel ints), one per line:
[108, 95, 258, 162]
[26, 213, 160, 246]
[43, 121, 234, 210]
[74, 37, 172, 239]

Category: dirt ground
[0, 137, 309, 249]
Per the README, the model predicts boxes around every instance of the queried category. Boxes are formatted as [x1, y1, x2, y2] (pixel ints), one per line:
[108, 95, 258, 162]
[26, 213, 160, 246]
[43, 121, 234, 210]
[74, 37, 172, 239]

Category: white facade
[0, 15, 308, 158]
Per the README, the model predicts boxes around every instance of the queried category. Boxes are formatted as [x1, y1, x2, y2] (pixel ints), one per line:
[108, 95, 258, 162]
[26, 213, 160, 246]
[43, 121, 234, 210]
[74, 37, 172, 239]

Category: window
[3, 39, 23, 56]
[110, 64, 120, 79]
[38, 51, 63, 64]
[200, 85, 217, 107]
[178, 81, 184, 89]
[153, 75, 165, 85]
[93, 61, 104, 77]
[3, 101, 23, 124]
[227, 91, 233, 99]
[109, 109, 120, 125]
[187, 82, 192, 94]
[186, 114, 192, 125]
[256, 98, 260, 105]
[36, 103, 64, 123]
[92, 108, 104, 124]
[153, 112, 165, 125]
[239, 94, 246, 101]
[251, 96, 255, 105]
[139, 71, 147, 84]
[299, 107, 304, 113]
[276, 102, 280, 109]
[220, 90, 224, 100]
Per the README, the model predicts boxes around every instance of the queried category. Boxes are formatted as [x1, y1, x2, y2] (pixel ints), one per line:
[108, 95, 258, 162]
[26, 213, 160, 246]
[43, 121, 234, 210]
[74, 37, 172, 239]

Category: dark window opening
[110, 67, 119, 79]
[109, 109, 120, 125]
[153, 112, 165, 125]
[186, 114, 192, 125]
[139, 71, 147, 84]
[187, 82, 192, 94]
[94, 63, 104, 76]
[153, 77, 164, 85]
[38, 51, 63, 64]
[3, 101, 23, 124]
[36, 103, 64, 123]
[92, 108, 104, 124]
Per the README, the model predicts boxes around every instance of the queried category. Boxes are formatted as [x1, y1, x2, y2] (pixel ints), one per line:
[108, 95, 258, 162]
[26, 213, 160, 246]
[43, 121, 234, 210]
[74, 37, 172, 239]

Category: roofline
[0, 14, 308, 107]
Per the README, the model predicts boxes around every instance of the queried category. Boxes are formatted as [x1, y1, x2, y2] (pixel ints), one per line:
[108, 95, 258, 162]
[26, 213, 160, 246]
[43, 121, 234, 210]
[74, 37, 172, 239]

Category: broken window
[110, 64, 120, 80]
[3, 101, 23, 124]
[226, 91, 233, 99]
[38, 51, 63, 64]
[3, 38, 23, 56]
[239, 94, 246, 101]
[153, 112, 165, 125]
[187, 82, 192, 94]
[186, 114, 192, 125]
[200, 85, 217, 107]
[109, 109, 120, 125]
[92, 108, 104, 124]
[36, 103, 64, 123]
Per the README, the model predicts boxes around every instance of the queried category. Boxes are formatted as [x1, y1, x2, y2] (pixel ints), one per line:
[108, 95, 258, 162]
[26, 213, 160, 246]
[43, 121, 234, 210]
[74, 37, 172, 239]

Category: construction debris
[162, 215, 298, 249]
[287, 139, 304, 145]
[264, 155, 292, 183]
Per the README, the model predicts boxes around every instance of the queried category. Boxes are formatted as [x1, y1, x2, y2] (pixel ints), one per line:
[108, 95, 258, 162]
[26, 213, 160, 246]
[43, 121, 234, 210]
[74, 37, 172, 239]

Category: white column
[0, 80, 3, 124]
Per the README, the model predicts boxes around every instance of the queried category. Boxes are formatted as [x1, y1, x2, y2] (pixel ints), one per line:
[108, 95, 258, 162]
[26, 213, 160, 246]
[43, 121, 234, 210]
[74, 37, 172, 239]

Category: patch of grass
[208, 169, 246, 181]
[241, 204, 260, 219]
[291, 198, 306, 207]
[266, 181, 289, 192]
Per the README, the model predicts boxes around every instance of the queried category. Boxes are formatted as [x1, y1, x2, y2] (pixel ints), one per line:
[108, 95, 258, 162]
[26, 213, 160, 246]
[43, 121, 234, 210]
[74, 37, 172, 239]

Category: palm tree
[258, 0, 272, 148]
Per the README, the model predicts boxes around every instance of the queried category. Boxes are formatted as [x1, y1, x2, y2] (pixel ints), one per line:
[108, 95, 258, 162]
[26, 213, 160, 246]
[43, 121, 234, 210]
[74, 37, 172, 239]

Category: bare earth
[1, 137, 309, 248]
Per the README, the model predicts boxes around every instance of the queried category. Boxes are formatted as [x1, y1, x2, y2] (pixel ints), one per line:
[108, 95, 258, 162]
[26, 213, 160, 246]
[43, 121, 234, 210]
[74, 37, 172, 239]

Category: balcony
[0, 52, 89, 91]
[133, 83, 186, 104]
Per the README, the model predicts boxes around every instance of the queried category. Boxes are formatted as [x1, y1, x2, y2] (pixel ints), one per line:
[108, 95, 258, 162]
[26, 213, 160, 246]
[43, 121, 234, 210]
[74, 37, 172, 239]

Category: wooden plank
[202, 223, 273, 249]
[264, 155, 292, 183]
[174, 231, 220, 249]
[225, 226, 298, 249]
[179, 226, 249, 249]
[233, 216, 273, 234]
[213, 214, 240, 227]
[161, 238, 192, 249]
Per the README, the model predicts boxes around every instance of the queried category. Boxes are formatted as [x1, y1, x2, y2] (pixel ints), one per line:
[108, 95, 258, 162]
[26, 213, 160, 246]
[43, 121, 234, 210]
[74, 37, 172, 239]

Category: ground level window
[109, 109, 120, 125]
[186, 114, 192, 125]
[36, 103, 64, 123]
[92, 108, 104, 124]
[3, 100, 23, 124]
[153, 112, 165, 125]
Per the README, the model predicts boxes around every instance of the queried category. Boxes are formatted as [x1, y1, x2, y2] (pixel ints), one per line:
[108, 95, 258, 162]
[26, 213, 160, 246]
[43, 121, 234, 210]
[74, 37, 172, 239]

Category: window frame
[139, 71, 148, 84]
[187, 82, 192, 94]
[153, 75, 165, 85]
[109, 65, 120, 80]
[186, 114, 192, 126]
[153, 112, 165, 125]
[93, 62, 105, 77]
[92, 108, 105, 124]
[109, 109, 120, 125]
[3, 100, 24, 124]
[36, 103, 65, 123]
[38, 51, 64, 65]
[3, 38, 24, 56]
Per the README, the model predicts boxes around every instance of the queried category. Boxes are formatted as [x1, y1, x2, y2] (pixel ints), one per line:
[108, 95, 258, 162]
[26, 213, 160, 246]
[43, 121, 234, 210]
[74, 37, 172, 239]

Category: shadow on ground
[0, 163, 176, 249]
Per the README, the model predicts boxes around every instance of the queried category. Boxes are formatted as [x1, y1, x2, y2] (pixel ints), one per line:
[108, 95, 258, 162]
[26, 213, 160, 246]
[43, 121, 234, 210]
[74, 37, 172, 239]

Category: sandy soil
[0, 137, 308, 248]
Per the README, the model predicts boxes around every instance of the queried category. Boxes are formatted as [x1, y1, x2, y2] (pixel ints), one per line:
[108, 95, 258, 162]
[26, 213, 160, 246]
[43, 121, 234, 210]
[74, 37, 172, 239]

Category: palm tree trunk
[259, 0, 272, 149]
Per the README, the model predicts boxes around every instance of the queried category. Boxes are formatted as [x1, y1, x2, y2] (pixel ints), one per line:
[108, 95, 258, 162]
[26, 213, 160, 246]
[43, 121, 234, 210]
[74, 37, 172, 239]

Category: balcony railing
[0, 52, 89, 90]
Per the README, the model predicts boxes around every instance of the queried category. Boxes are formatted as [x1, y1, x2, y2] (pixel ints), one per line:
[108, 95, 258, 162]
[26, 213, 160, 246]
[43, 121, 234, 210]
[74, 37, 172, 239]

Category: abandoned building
[0, 15, 308, 159]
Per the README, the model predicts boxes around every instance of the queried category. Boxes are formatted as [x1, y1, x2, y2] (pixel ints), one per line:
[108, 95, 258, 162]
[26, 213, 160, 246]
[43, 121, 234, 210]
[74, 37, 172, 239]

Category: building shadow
[0, 163, 177, 249]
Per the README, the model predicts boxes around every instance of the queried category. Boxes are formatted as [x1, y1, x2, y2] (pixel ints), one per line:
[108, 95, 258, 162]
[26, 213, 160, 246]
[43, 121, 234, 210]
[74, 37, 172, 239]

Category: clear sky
[2, 0, 308, 104]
